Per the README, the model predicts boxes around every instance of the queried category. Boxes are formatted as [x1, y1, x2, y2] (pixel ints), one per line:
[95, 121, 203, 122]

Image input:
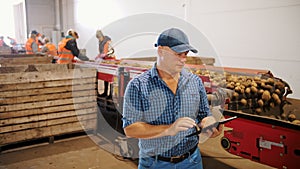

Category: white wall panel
[65, 0, 300, 98]
[186, 0, 300, 98]
[25, 0, 55, 38]
[73, 0, 187, 60]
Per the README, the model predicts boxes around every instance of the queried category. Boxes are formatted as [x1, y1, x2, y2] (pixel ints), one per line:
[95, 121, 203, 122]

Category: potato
[272, 93, 281, 105]
[281, 112, 287, 119]
[226, 84, 234, 89]
[240, 98, 247, 106]
[288, 113, 296, 122]
[269, 102, 275, 108]
[234, 86, 240, 92]
[261, 82, 266, 88]
[251, 81, 258, 87]
[275, 81, 285, 89]
[255, 108, 262, 114]
[266, 78, 275, 85]
[262, 90, 271, 101]
[245, 87, 251, 94]
[232, 92, 239, 98]
[195, 69, 201, 75]
[257, 99, 264, 107]
[272, 93, 279, 100]
[254, 77, 261, 81]
[276, 99, 281, 105]
[258, 89, 264, 95]
[264, 84, 273, 90]
[251, 86, 258, 93]
[292, 120, 300, 125]
[275, 89, 281, 95]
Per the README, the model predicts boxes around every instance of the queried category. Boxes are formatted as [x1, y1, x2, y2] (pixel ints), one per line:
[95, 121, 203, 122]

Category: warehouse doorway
[0, 0, 26, 44]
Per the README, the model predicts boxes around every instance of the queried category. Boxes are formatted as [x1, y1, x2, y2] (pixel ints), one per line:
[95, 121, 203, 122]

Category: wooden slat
[0, 57, 53, 65]
[0, 107, 97, 127]
[0, 96, 97, 112]
[0, 90, 96, 105]
[0, 54, 39, 58]
[0, 119, 96, 145]
[0, 113, 97, 133]
[0, 63, 98, 146]
[0, 102, 97, 119]
[0, 77, 96, 92]
[0, 83, 96, 98]
[0, 64, 69, 74]
[0, 68, 96, 84]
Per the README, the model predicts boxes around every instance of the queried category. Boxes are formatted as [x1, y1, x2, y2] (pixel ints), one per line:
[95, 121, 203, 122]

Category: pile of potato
[225, 75, 285, 113]
[191, 68, 297, 124]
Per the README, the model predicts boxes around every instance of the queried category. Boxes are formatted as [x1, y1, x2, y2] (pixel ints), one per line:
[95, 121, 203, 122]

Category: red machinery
[77, 60, 299, 168]
[222, 110, 300, 169]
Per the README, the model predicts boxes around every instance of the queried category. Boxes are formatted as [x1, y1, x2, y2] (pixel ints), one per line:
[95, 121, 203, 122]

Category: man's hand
[200, 116, 223, 138]
[166, 117, 196, 136]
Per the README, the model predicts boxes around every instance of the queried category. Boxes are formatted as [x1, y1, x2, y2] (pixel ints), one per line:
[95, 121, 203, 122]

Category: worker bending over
[42, 37, 58, 63]
[95, 29, 115, 98]
[57, 29, 81, 64]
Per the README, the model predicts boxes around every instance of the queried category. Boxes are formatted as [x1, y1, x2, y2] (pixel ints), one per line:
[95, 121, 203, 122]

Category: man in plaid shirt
[123, 28, 223, 169]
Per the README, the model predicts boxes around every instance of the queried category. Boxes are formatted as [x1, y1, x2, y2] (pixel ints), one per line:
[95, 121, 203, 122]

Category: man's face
[97, 36, 104, 42]
[159, 46, 188, 74]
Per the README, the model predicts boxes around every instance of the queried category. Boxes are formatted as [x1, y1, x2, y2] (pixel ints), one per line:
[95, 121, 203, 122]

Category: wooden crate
[0, 64, 98, 146]
[0, 54, 53, 66]
[121, 56, 215, 65]
[0, 46, 11, 55]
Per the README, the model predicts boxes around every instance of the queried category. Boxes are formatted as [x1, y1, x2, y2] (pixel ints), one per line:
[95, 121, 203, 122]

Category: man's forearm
[124, 122, 171, 139]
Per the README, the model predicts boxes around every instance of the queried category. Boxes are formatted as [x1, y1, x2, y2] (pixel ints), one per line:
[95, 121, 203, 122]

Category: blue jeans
[138, 148, 203, 169]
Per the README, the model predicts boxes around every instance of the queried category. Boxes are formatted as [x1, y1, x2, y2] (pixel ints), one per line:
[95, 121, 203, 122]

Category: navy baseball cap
[155, 28, 198, 53]
[31, 30, 38, 35]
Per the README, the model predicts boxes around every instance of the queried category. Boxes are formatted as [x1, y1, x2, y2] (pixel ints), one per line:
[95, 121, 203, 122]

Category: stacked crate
[0, 54, 53, 66]
[0, 64, 97, 147]
[0, 47, 11, 55]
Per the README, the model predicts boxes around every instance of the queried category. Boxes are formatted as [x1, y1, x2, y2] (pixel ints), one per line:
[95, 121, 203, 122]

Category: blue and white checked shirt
[122, 63, 211, 158]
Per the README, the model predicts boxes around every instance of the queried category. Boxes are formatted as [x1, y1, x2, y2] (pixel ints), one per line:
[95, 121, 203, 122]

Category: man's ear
[157, 46, 164, 56]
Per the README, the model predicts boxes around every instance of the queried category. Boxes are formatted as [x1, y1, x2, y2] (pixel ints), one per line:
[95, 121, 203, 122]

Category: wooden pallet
[0, 54, 53, 66]
[0, 64, 98, 147]
[0, 46, 11, 55]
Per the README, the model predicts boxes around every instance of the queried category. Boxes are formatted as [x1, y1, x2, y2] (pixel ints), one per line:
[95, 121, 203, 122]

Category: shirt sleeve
[196, 76, 212, 123]
[122, 79, 144, 128]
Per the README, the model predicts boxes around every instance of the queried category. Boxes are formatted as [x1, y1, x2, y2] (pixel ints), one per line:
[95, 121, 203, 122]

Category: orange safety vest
[25, 38, 36, 54]
[57, 38, 74, 64]
[44, 43, 58, 56]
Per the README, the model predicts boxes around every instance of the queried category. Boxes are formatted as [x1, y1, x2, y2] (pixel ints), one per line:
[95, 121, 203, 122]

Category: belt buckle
[170, 156, 182, 163]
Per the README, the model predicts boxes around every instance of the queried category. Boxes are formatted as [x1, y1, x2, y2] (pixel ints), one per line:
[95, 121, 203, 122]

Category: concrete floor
[0, 133, 276, 169]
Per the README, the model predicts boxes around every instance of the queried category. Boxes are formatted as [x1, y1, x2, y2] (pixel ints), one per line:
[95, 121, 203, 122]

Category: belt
[154, 145, 198, 163]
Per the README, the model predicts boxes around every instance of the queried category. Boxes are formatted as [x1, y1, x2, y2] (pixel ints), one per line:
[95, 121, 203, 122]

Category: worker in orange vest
[32, 30, 44, 49]
[57, 29, 81, 64]
[25, 31, 39, 54]
[42, 37, 57, 56]
[95, 30, 116, 98]
[41, 37, 58, 63]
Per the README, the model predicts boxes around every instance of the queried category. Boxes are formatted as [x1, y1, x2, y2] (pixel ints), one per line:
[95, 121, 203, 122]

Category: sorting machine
[77, 59, 299, 168]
